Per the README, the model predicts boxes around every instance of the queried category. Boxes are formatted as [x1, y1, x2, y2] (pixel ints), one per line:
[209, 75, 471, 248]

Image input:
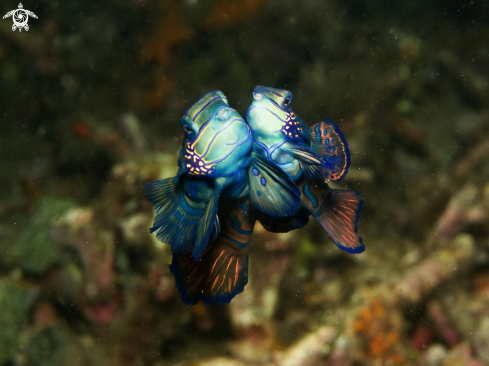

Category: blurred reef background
[1, 0, 489, 365]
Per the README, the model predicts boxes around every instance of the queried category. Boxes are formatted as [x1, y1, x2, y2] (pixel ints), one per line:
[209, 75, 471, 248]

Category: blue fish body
[144, 91, 253, 260]
[247, 86, 329, 181]
[144, 91, 255, 305]
[145, 86, 365, 307]
[246, 85, 364, 254]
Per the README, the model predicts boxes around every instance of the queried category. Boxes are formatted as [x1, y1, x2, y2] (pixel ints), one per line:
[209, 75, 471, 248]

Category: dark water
[1, 1, 489, 365]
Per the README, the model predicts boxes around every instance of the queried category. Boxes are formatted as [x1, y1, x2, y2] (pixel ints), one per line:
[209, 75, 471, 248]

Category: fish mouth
[184, 143, 215, 176]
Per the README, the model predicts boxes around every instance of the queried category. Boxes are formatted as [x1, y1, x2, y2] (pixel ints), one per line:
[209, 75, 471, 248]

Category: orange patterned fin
[169, 235, 249, 305]
[309, 120, 350, 181]
[314, 189, 364, 253]
[169, 196, 254, 305]
[200, 238, 248, 305]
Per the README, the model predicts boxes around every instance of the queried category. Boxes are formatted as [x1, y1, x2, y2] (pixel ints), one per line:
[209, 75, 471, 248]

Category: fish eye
[283, 98, 291, 108]
[217, 107, 230, 120]
[183, 125, 193, 134]
[253, 93, 263, 101]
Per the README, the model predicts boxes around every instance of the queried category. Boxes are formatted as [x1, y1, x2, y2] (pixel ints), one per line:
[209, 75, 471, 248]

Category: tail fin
[314, 189, 364, 253]
[309, 120, 350, 181]
[170, 236, 249, 305]
[143, 177, 219, 258]
[168, 251, 203, 305]
[170, 196, 254, 305]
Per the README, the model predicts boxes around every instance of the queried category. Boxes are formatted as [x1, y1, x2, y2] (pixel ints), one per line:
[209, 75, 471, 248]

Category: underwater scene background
[1, 0, 489, 365]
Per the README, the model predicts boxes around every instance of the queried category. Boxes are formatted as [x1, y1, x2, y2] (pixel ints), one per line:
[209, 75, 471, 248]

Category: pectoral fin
[143, 177, 202, 254]
[284, 142, 330, 180]
[249, 151, 301, 217]
[143, 177, 219, 258]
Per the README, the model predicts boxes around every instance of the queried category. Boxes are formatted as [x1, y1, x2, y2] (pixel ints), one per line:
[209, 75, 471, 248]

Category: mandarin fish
[144, 91, 253, 260]
[245, 86, 332, 218]
[246, 86, 364, 253]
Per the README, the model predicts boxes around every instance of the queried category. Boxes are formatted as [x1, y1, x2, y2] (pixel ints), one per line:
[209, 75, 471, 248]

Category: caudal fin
[314, 189, 364, 253]
[170, 236, 249, 305]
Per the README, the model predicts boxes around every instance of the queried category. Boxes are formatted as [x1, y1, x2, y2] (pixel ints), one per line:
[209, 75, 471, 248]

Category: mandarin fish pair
[143, 86, 364, 306]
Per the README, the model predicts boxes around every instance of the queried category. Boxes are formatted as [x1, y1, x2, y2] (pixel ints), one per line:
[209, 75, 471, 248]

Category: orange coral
[204, 0, 264, 30]
[139, 1, 191, 107]
[474, 271, 489, 297]
[140, 1, 194, 65]
[138, 0, 265, 108]
[353, 299, 406, 365]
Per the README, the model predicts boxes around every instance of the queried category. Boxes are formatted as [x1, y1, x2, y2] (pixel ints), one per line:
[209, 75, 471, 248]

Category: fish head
[180, 92, 252, 177]
[180, 90, 229, 141]
[246, 85, 301, 143]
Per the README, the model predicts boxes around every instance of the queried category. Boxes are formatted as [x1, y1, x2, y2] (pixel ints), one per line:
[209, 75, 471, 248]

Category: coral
[2, 1, 489, 365]
[426, 300, 459, 347]
[454, 132, 489, 180]
[441, 342, 485, 366]
[353, 299, 405, 365]
[119, 114, 146, 153]
[16, 197, 74, 274]
[140, 1, 193, 66]
[411, 325, 434, 352]
[428, 186, 488, 246]
[274, 326, 336, 366]
[473, 318, 489, 364]
[139, 1, 191, 107]
[0, 281, 29, 364]
[396, 234, 475, 304]
[181, 358, 247, 366]
[54, 206, 119, 324]
[204, 0, 264, 29]
[25, 326, 67, 366]
[418, 344, 448, 366]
